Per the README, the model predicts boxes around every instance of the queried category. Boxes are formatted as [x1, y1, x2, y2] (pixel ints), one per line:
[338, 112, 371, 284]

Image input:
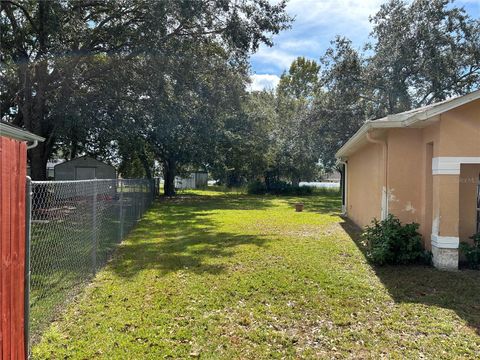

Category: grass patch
[29, 188, 150, 344]
[33, 189, 480, 359]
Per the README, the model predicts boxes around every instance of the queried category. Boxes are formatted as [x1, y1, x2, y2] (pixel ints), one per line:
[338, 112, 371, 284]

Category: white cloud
[286, 0, 385, 28]
[252, 47, 296, 71]
[251, 0, 479, 76]
[250, 0, 387, 75]
[248, 74, 281, 92]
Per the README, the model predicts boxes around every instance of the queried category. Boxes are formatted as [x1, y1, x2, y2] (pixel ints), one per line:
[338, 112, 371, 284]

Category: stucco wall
[460, 164, 480, 243]
[439, 99, 480, 157]
[379, 101, 479, 246]
[386, 129, 423, 225]
[419, 122, 440, 246]
[344, 99, 479, 252]
[433, 100, 480, 243]
[346, 142, 383, 228]
[55, 156, 116, 180]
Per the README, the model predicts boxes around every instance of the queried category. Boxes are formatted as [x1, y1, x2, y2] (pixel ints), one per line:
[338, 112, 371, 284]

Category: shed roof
[54, 155, 116, 169]
[0, 121, 45, 142]
[335, 89, 480, 159]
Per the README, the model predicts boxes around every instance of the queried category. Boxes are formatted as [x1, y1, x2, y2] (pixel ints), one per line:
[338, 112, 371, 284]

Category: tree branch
[1, 0, 37, 31]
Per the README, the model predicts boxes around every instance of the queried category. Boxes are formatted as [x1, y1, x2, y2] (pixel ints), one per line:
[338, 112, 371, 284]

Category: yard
[33, 189, 480, 359]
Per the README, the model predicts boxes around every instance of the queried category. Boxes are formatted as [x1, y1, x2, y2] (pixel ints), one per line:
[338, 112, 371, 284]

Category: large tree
[135, 41, 249, 195]
[308, 0, 480, 169]
[313, 37, 367, 170]
[210, 90, 278, 187]
[367, 0, 480, 114]
[275, 57, 321, 185]
[1, 0, 291, 180]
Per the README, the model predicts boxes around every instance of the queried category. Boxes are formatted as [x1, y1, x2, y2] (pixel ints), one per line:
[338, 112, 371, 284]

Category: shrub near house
[460, 233, 480, 269]
[363, 214, 431, 265]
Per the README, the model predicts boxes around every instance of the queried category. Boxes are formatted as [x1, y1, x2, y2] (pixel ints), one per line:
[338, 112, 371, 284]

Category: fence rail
[27, 178, 155, 348]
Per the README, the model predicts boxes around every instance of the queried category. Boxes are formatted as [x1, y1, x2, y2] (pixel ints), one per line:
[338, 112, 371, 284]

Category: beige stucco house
[336, 90, 480, 270]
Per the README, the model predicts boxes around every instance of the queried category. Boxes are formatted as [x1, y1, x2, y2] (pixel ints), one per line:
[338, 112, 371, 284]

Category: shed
[175, 171, 208, 189]
[54, 156, 116, 180]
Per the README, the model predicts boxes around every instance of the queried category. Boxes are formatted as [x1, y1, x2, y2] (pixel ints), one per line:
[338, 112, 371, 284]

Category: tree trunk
[163, 159, 176, 196]
[291, 178, 300, 187]
[20, 60, 52, 180]
[29, 142, 48, 180]
[139, 150, 152, 179]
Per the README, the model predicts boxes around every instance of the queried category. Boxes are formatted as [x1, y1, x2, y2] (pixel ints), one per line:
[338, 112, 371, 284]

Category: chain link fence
[26, 178, 156, 347]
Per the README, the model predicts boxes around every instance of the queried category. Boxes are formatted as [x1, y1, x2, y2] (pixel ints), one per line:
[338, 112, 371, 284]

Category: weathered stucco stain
[404, 201, 416, 214]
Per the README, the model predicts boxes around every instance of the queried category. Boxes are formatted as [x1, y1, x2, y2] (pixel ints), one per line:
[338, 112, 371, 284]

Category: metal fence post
[119, 180, 124, 240]
[92, 181, 97, 274]
[137, 183, 140, 220]
[24, 176, 32, 357]
[150, 179, 154, 204]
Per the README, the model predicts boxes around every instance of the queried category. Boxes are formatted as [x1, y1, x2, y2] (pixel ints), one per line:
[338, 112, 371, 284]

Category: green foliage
[277, 57, 320, 99]
[210, 91, 278, 187]
[459, 233, 480, 269]
[274, 57, 321, 184]
[307, 0, 480, 170]
[247, 180, 314, 196]
[368, 0, 480, 114]
[313, 37, 367, 170]
[362, 214, 428, 265]
[1, 0, 292, 180]
[247, 180, 268, 195]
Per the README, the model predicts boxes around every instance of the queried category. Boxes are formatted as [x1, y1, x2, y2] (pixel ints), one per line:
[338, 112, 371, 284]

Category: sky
[249, 0, 480, 91]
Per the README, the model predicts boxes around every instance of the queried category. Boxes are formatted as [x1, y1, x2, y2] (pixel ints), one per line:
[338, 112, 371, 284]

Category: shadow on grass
[111, 194, 273, 278]
[339, 218, 480, 335]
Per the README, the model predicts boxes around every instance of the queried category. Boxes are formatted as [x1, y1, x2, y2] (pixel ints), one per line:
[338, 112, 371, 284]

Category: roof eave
[335, 119, 404, 159]
[335, 89, 480, 160]
[0, 123, 45, 142]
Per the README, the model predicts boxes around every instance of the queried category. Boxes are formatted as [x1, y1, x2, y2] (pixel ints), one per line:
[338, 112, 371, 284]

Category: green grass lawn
[33, 189, 480, 359]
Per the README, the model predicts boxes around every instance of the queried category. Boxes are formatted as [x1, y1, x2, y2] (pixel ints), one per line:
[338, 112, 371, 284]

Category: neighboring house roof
[336, 89, 480, 159]
[0, 121, 45, 142]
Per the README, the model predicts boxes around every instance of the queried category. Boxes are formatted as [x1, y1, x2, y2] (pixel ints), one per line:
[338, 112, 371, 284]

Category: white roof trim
[336, 89, 480, 159]
[0, 122, 45, 142]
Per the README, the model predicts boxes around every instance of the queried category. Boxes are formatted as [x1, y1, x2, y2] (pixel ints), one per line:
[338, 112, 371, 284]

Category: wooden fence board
[0, 137, 27, 359]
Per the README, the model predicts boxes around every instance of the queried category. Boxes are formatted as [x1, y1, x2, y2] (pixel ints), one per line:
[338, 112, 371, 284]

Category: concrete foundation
[432, 245, 458, 270]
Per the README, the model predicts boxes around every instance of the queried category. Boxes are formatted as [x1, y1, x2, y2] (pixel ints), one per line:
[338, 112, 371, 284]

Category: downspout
[338, 159, 347, 215]
[27, 140, 38, 150]
[366, 131, 388, 220]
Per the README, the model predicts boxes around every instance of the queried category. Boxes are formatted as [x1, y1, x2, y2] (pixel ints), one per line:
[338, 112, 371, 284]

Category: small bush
[362, 214, 429, 265]
[247, 180, 267, 195]
[459, 233, 480, 269]
[293, 185, 314, 196]
[247, 180, 314, 196]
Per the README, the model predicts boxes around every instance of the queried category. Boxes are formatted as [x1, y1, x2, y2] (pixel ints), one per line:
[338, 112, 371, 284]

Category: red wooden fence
[0, 136, 27, 359]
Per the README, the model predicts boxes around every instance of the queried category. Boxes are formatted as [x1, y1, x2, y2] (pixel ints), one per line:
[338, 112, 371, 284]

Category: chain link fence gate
[26, 178, 156, 348]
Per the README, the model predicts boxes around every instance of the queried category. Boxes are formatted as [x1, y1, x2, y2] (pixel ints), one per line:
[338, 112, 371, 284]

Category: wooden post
[0, 136, 27, 359]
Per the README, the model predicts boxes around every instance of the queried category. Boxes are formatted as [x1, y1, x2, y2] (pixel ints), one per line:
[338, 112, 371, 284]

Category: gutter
[336, 89, 480, 160]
